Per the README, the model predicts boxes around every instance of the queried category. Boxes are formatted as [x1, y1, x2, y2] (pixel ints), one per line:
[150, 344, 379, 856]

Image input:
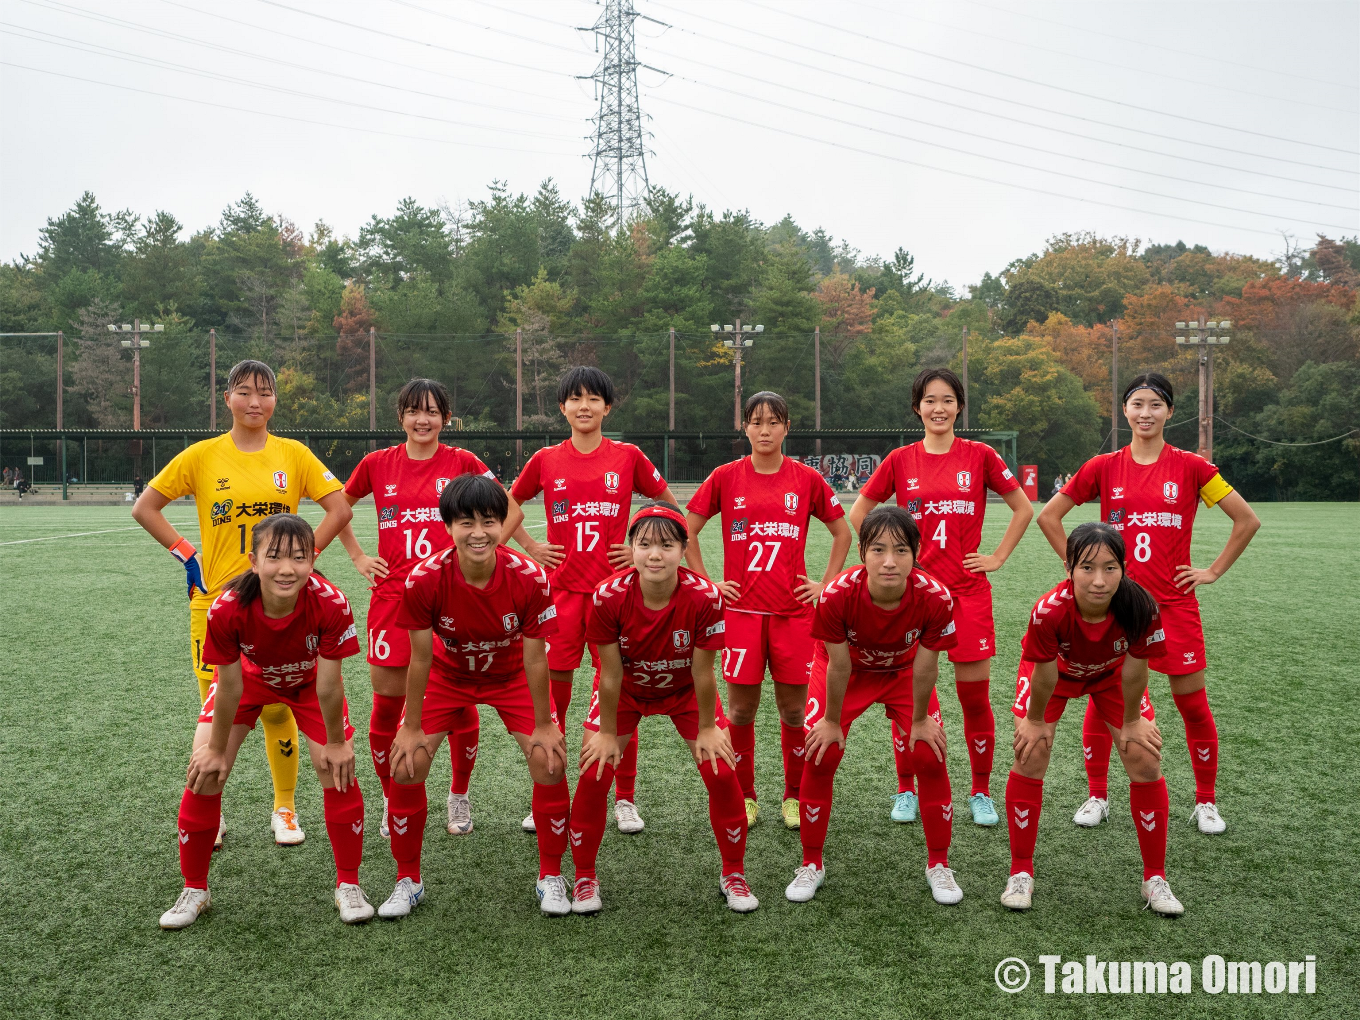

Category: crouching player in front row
[571, 502, 757, 915]
[1002, 521, 1184, 916]
[160, 514, 371, 929]
[786, 506, 963, 906]
[381, 474, 573, 918]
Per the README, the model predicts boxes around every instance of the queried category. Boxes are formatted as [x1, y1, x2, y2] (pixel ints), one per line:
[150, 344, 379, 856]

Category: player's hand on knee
[580, 730, 621, 779]
[1118, 717, 1163, 760]
[694, 726, 735, 774]
[389, 724, 428, 780]
[911, 715, 948, 763]
[806, 718, 845, 765]
[531, 722, 568, 776]
[1012, 716, 1051, 767]
[187, 745, 229, 794]
[319, 740, 356, 792]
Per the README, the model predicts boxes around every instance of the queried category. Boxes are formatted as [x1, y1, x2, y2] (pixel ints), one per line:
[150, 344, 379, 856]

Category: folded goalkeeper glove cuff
[170, 537, 199, 564]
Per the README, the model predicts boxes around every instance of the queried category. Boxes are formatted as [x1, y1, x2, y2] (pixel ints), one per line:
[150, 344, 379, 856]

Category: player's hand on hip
[580, 729, 622, 780]
[187, 745, 229, 794]
[1173, 563, 1217, 593]
[911, 714, 948, 763]
[793, 575, 826, 606]
[1012, 716, 1051, 766]
[353, 553, 388, 587]
[963, 552, 1004, 573]
[694, 725, 736, 774]
[805, 718, 844, 765]
[389, 724, 427, 780]
[530, 722, 568, 775]
[714, 579, 741, 602]
[170, 538, 207, 598]
[606, 543, 632, 570]
[1118, 717, 1163, 760]
[321, 741, 357, 792]
[528, 539, 565, 570]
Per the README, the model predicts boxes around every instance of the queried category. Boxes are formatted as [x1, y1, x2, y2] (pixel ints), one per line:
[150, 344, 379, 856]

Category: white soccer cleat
[571, 877, 602, 914]
[720, 872, 759, 913]
[1073, 796, 1109, 828]
[785, 864, 825, 903]
[446, 792, 474, 835]
[333, 883, 375, 924]
[1141, 875, 1185, 916]
[377, 877, 425, 919]
[380, 796, 390, 840]
[925, 864, 964, 905]
[536, 875, 571, 916]
[1190, 802, 1226, 834]
[270, 807, 305, 846]
[1000, 872, 1033, 911]
[614, 799, 645, 834]
[159, 887, 211, 929]
[213, 816, 225, 852]
[522, 811, 537, 833]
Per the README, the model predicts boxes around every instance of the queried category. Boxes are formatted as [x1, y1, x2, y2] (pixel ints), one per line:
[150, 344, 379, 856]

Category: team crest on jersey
[1108, 508, 1126, 524]
[956, 470, 972, 490]
[1113, 637, 1128, 653]
[273, 470, 288, 491]
[1163, 481, 1179, 502]
[503, 613, 520, 632]
[906, 498, 921, 514]
[435, 477, 453, 495]
[306, 634, 319, 652]
[604, 471, 620, 493]
[672, 629, 691, 650]
[783, 492, 799, 513]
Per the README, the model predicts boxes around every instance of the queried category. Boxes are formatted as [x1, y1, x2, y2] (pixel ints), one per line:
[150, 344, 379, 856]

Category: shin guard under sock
[322, 783, 365, 885]
[780, 723, 806, 801]
[177, 789, 221, 889]
[369, 693, 405, 800]
[1172, 687, 1218, 804]
[388, 781, 428, 883]
[448, 706, 480, 796]
[955, 678, 995, 797]
[914, 740, 953, 869]
[532, 779, 571, 878]
[1081, 697, 1112, 799]
[568, 762, 614, 880]
[1130, 777, 1170, 880]
[729, 721, 757, 801]
[798, 742, 843, 868]
[699, 758, 748, 874]
[1004, 771, 1043, 876]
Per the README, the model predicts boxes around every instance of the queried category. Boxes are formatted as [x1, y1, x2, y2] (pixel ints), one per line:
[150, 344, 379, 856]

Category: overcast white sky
[2, 0, 1357, 289]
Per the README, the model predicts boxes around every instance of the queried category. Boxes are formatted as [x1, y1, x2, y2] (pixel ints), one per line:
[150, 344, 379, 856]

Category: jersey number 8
[1133, 532, 1152, 563]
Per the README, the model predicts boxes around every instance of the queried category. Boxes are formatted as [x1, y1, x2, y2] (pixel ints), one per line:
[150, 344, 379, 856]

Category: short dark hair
[627, 500, 688, 547]
[1122, 371, 1174, 408]
[226, 359, 276, 394]
[743, 390, 790, 426]
[439, 474, 508, 525]
[557, 366, 614, 407]
[396, 378, 451, 423]
[910, 368, 965, 418]
[858, 505, 921, 562]
[223, 513, 315, 606]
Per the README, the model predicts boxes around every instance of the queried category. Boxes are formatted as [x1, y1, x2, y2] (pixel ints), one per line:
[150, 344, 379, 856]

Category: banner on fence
[791, 453, 882, 488]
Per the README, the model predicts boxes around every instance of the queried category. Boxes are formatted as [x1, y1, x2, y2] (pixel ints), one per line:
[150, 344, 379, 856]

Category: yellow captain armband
[1199, 473, 1234, 508]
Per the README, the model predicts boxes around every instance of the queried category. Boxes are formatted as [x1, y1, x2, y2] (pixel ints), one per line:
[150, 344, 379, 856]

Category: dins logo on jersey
[906, 498, 921, 515]
[210, 499, 234, 527]
[551, 499, 569, 523]
[956, 470, 972, 490]
[604, 471, 620, 493]
[730, 517, 748, 542]
[1163, 481, 1179, 502]
[1108, 508, 1126, 524]
[273, 470, 288, 491]
[783, 492, 799, 514]
[435, 477, 453, 495]
[379, 505, 398, 530]
[672, 629, 691, 650]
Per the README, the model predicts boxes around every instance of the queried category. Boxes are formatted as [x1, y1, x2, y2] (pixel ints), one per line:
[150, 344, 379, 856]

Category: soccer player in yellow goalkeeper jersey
[133, 359, 354, 848]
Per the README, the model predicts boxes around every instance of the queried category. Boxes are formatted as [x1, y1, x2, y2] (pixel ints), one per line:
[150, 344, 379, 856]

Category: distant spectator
[134, 474, 145, 498]
[1050, 474, 1063, 500]
[2, 467, 11, 488]
[14, 470, 30, 498]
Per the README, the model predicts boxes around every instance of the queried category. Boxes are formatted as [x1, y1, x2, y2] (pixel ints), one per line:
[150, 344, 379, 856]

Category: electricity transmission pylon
[578, 0, 666, 225]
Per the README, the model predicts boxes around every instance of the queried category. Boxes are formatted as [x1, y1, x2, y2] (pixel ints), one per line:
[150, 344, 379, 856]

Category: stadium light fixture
[712, 319, 765, 429]
[111, 318, 162, 431]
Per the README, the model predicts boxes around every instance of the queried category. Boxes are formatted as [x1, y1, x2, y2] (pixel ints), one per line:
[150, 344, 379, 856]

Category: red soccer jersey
[586, 565, 726, 700]
[344, 444, 495, 598]
[1021, 580, 1165, 691]
[859, 439, 1019, 595]
[687, 456, 845, 616]
[1063, 445, 1227, 605]
[510, 437, 668, 593]
[397, 545, 559, 685]
[202, 573, 360, 690]
[811, 566, 957, 672]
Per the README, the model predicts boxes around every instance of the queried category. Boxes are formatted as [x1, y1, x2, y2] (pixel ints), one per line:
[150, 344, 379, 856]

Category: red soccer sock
[322, 783, 365, 886]
[699, 757, 748, 875]
[1172, 687, 1219, 804]
[177, 789, 221, 889]
[1005, 771, 1044, 876]
[448, 707, 480, 796]
[388, 781, 427, 884]
[568, 762, 614, 881]
[614, 733, 638, 802]
[550, 680, 573, 734]
[956, 678, 995, 797]
[1130, 777, 1170, 880]
[729, 721, 757, 802]
[914, 738, 953, 869]
[780, 723, 806, 801]
[798, 742, 843, 868]
[1081, 697, 1112, 799]
[369, 693, 405, 800]
[533, 779, 571, 879]
[891, 721, 915, 794]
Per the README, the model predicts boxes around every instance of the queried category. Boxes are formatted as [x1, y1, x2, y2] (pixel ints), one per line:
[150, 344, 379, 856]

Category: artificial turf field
[1, 498, 1356, 1019]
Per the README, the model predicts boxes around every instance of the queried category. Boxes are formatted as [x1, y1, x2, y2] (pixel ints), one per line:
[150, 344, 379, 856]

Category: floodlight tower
[108, 318, 164, 430]
[712, 320, 764, 430]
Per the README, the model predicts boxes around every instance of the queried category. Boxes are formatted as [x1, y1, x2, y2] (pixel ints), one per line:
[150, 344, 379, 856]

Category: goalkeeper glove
[170, 537, 207, 597]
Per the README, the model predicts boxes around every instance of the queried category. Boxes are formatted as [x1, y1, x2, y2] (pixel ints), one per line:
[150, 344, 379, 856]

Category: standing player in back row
[510, 367, 680, 834]
[686, 392, 852, 830]
[848, 368, 1033, 827]
[337, 378, 524, 841]
[1039, 372, 1259, 833]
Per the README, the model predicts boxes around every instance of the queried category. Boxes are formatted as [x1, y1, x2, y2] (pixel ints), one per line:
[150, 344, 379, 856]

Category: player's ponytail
[1065, 522, 1158, 642]
[223, 513, 316, 606]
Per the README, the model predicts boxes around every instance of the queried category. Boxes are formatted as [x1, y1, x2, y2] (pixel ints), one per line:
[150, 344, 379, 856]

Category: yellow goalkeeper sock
[259, 703, 300, 812]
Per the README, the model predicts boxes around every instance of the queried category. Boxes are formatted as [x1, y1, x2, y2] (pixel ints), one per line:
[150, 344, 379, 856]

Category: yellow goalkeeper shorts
[189, 596, 216, 702]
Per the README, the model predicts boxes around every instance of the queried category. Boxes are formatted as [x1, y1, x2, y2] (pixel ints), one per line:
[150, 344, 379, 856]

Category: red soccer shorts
[582, 676, 730, 740]
[416, 672, 537, 737]
[365, 591, 411, 668]
[945, 590, 996, 664]
[721, 609, 815, 686]
[1011, 659, 1156, 727]
[199, 678, 355, 744]
[804, 659, 919, 736]
[546, 590, 600, 673]
[1146, 599, 1206, 676]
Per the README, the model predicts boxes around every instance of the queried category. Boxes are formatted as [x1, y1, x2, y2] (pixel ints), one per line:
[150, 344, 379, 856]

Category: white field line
[0, 525, 148, 545]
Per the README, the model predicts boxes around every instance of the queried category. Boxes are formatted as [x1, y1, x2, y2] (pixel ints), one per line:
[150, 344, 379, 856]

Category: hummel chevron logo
[941, 803, 954, 821]
[972, 738, 988, 753]
[893, 737, 906, 752]
[374, 750, 387, 763]
[350, 821, 363, 835]
[1196, 747, 1211, 761]
[804, 806, 821, 822]
[465, 745, 478, 759]
[792, 746, 805, 758]
[1139, 810, 1157, 831]
[725, 827, 742, 843]
[1083, 745, 1093, 760]
[569, 830, 583, 846]
[550, 818, 566, 835]
[392, 816, 409, 835]
[179, 829, 190, 844]
[1013, 807, 1030, 829]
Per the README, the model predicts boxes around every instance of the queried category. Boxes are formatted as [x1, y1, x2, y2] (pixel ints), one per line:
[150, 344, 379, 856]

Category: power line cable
[1214, 416, 1358, 446]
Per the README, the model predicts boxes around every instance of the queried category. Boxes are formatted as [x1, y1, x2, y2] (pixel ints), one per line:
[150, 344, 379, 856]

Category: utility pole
[109, 318, 163, 430]
[56, 330, 63, 430]
[1110, 320, 1119, 452]
[668, 326, 676, 465]
[960, 325, 970, 430]
[814, 325, 822, 457]
[515, 328, 524, 465]
[368, 325, 377, 452]
[1175, 315, 1231, 461]
[209, 328, 217, 430]
[712, 319, 764, 431]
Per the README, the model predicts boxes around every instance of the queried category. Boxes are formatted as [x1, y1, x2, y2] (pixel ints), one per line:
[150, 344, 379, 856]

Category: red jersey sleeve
[810, 582, 850, 645]
[202, 594, 242, 666]
[686, 467, 722, 519]
[859, 449, 899, 503]
[693, 581, 727, 650]
[1127, 608, 1165, 660]
[631, 447, 668, 500]
[1020, 599, 1062, 663]
[918, 588, 958, 652]
[1190, 452, 1220, 490]
[809, 469, 846, 522]
[395, 559, 441, 632]
[1063, 456, 1104, 505]
[518, 573, 559, 641]
[983, 445, 1021, 494]
[585, 582, 623, 645]
[343, 453, 374, 499]
[311, 576, 360, 660]
[509, 449, 544, 503]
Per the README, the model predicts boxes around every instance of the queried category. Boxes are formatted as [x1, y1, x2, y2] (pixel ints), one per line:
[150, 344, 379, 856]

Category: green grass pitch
[1, 499, 1356, 1019]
